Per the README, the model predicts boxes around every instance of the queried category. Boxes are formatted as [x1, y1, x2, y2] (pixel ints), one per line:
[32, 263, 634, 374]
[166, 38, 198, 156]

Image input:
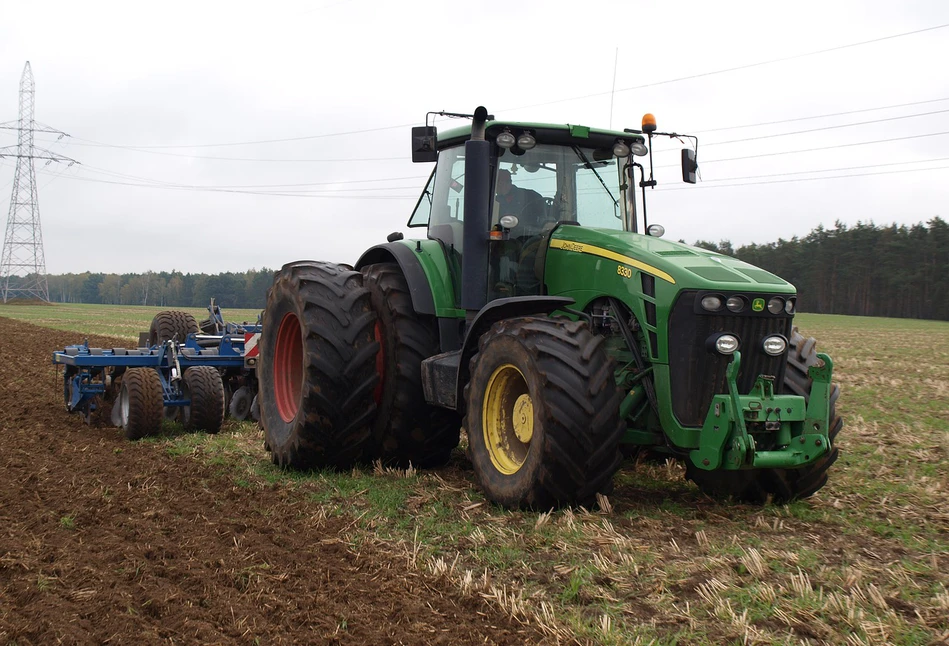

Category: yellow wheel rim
[482, 363, 532, 475]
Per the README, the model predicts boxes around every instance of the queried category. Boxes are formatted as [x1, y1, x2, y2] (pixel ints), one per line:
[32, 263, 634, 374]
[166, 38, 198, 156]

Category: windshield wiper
[572, 146, 618, 215]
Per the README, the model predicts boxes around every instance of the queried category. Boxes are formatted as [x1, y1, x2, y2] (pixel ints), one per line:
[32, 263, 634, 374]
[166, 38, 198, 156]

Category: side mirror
[412, 126, 438, 163]
[681, 149, 698, 184]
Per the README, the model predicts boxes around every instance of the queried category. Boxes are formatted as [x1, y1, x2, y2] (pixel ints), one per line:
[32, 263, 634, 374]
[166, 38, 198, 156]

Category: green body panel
[541, 225, 813, 463]
[543, 224, 795, 363]
[395, 239, 464, 318]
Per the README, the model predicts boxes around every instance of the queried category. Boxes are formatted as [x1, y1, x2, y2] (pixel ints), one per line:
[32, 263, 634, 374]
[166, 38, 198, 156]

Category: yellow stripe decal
[549, 239, 676, 284]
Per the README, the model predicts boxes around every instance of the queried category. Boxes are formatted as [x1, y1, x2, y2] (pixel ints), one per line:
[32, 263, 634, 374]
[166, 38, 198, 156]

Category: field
[0, 304, 947, 645]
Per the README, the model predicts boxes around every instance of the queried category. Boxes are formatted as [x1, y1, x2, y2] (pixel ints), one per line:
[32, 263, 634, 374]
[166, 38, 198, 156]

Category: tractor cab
[408, 111, 696, 307]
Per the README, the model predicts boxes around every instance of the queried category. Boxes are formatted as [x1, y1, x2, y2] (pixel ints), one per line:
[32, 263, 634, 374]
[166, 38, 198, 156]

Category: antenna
[609, 48, 619, 129]
[0, 61, 78, 302]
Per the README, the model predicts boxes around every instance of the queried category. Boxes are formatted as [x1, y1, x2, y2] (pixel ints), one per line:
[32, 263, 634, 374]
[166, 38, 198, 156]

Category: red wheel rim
[274, 312, 303, 423]
[373, 321, 385, 405]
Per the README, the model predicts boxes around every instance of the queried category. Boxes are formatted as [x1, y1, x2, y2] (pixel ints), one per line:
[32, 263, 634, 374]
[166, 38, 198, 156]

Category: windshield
[495, 143, 625, 231]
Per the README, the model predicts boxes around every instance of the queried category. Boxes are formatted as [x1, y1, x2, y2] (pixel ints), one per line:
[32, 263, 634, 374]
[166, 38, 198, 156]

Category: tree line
[43, 269, 276, 310]
[694, 217, 949, 321]
[22, 217, 949, 321]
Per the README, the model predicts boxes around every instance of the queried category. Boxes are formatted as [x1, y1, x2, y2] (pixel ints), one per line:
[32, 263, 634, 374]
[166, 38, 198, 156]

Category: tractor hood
[548, 226, 796, 294]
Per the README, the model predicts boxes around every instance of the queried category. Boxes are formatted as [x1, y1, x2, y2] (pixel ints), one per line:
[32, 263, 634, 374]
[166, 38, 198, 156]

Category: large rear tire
[464, 317, 624, 509]
[115, 368, 164, 440]
[181, 366, 226, 434]
[258, 261, 378, 469]
[686, 327, 842, 503]
[149, 311, 199, 346]
[362, 263, 460, 468]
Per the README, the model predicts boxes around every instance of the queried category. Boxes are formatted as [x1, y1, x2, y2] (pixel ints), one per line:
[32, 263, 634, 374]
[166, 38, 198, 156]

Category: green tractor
[257, 107, 841, 509]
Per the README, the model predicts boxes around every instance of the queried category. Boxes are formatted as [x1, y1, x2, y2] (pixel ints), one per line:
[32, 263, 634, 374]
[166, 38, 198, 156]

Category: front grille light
[767, 297, 785, 314]
[701, 294, 724, 312]
[762, 334, 788, 356]
[785, 298, 796, 314]
[726, 295, 746, 312]
[707, 332, 740, 355]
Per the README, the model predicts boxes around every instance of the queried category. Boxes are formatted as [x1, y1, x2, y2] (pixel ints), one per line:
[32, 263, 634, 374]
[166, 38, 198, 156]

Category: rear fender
[356, 243, 435, 315]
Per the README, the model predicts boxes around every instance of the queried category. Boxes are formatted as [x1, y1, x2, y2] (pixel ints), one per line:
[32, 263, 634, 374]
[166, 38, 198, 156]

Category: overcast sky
[1, 0, 948, 275]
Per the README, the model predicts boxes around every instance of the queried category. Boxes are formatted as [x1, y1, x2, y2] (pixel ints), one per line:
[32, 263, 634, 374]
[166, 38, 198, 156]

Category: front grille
[668, 291, 791, 427]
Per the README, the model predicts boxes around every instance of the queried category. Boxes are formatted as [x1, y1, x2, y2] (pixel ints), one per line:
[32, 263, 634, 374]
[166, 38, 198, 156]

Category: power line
[702, 108, 949, 147]
[502, 23, 949, 113]
[658, 130, 949, 167]
[656, 164, 949, 191]
[47, 146, 406, 163]
[690, 157, 949, 183]
[34, 169, 419, 199]
[34, 18, 949, 155]
[53, 95, 949, 156]
[71, 162, 428, 190]
[64, 122, 415, 150]
[690, 96, 949, 134]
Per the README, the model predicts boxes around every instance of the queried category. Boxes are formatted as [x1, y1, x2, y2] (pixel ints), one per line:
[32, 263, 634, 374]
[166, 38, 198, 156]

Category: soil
[0, 317, 552, 645]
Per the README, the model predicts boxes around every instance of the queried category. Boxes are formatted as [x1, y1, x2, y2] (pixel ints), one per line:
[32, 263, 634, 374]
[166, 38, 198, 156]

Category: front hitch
[689, 351, 832, 471]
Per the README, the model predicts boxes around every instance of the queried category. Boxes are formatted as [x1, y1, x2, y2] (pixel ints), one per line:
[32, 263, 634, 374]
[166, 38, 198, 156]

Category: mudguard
[355, 243, 436, 315]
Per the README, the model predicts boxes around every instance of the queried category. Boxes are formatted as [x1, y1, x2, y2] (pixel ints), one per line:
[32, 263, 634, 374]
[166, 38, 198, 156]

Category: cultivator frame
[53, 310, 263, 436]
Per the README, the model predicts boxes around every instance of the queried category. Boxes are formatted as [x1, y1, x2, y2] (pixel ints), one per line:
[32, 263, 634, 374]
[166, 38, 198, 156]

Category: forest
[31, 217, 949, 321]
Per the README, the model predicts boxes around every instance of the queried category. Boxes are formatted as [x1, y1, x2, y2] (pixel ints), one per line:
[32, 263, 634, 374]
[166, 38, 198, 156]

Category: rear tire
[116, 368, 163, 440]
[181, 366, 226, 433]
[362, 263, 459, 468]
[258, 261, 378, 469]
[149, 310, 199, 346]
[686, 327, 842, 503]
[464, 317, 624, 509]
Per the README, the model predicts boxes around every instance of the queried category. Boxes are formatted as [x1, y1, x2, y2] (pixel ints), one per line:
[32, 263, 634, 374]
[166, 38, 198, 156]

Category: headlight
[612, 140, 631, 158]
[726, 295, 746, 313]
[785, 298, 796, 314]
[497, 130, 516, 149]
[630, 141, 648, 156]
[517, 132, 536, 150]
[701, 294, 723, 311]
[762, 335, 788, 356]
[646, 224, 665, 238]
[767, 297, 785, 314]
[707, 333, 740, 355]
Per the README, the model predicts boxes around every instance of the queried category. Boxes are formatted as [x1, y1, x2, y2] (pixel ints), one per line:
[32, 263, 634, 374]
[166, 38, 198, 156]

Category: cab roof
[436, 121, 645, 150]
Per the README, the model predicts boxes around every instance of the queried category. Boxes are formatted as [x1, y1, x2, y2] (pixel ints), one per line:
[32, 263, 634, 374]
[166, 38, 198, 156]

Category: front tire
[464, 317, 624, 509]
[361, 263, 459, 468]
[258, 261, 378, 469]
[686, 327, 842, 503]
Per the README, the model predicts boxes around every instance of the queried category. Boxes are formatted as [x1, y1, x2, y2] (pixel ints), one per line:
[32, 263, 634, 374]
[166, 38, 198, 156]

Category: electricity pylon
[0, 61, 77, 302]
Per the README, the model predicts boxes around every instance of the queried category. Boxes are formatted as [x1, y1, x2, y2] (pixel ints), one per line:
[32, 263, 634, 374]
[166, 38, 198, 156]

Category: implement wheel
[181, 366, 225, 433]
[149, 310, 199, 346]
[258, 261, 378, 469]
[686, 327, 842, 503]
[114, 368, 163, 440]
[362, 263, 459, 468]
[228, 386, 253, 421]
[465, 317, 624, 509]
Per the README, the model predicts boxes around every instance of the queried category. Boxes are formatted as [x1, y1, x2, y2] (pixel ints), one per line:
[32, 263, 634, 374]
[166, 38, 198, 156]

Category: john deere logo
[752, 298, 765, 312]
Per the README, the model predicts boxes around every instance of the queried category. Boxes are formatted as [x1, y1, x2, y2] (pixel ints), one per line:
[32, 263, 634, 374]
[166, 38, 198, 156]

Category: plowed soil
[0, 317, 549, 645]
